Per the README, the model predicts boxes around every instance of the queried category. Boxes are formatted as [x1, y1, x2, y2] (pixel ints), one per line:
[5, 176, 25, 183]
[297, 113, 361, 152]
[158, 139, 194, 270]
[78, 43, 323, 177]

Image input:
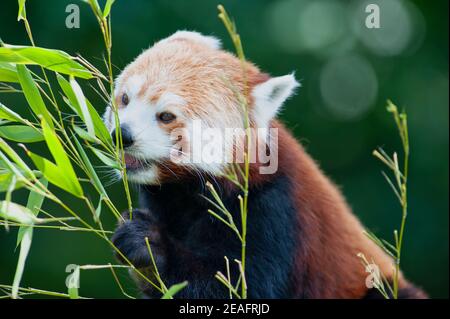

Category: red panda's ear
[159, 30, 221, 50]
[252, 73, 300, 128]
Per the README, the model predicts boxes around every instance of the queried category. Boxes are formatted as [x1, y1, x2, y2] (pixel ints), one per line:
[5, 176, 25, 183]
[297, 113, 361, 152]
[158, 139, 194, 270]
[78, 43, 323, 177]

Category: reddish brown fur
[254, 121, 413, 298]
[116, 37, 267, 121]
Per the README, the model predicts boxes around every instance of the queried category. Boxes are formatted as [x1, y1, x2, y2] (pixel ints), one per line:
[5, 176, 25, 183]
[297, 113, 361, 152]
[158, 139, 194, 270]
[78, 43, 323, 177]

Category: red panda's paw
[111, 210, 166, 270]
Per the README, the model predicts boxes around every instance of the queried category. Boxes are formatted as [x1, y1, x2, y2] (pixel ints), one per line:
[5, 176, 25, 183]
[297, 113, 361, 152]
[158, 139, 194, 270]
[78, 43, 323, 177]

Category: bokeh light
[297, 0, 353, 55]
[319, 55, 378, 120]
[267, 0, 356, 56]
[350, 0, 426, 56]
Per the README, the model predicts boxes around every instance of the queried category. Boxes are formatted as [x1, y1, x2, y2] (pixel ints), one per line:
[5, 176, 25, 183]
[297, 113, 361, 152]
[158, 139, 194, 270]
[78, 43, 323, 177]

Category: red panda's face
[103, 31, 299, 185]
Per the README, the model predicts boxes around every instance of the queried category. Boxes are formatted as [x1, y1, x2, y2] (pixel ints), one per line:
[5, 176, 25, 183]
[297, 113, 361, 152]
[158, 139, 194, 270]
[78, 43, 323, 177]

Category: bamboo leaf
[11, 226, 32, 299]
[58, 74, 107, 144]
[0, 125, 44, 143]
[73, 137, 107, 197]
[0, 62, 18, 82]
[0, 171, 25, 192]
[17, 178, 48, 246]
[16, 64, 54, 128]
[161, 281, 188, 299]
[40, 118, 83, 197]
[69, 77, 95, 136]
[0, 151, 24, 181]
[95, 196, 102, 222]
[0, 102, 27, 123]
[89, 146, 120, 169]
[0, 137, 35, 179]
[0, 45, 93, 79]
[73, 125, 99, 144]
[84, 0, 102, 17]
[27, 152, 76, 196]
[56, 73, 82, 115]
[17, 0, 26, 21]
[103, 0, 115, 18]
[0, 201, 37, 225]
[2, 174, 18, 231]
[86, 99, 112, 146]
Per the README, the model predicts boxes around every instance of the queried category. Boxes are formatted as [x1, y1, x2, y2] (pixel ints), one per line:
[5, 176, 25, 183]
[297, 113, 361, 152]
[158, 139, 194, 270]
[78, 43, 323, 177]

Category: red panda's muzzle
[124, 153, 143, 170]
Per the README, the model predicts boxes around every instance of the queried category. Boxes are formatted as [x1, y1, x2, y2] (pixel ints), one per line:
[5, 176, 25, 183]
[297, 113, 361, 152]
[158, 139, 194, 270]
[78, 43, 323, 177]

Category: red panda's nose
[111, 125, 134, 149]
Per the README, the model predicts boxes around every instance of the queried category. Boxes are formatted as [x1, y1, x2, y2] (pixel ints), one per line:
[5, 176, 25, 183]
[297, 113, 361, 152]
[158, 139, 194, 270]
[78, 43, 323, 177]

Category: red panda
[104, 31, 426, 299]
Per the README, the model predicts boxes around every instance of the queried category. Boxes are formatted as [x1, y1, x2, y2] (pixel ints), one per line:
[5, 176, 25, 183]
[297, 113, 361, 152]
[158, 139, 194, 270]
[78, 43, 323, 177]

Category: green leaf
[2, 174, 18, 231]
[0, 137, 35, 179]
[17, 178, 47, 246]
[11, 177, 47, 299]
[0, 201, 37, 225]
[95, 196, 103, 222]
[161, 281, 188, 299]
[84, 0, 102, 17]
[73, 125, 99, 144]
[56, 73, 81, 114]
[0, 125, 44, 143]
[58, 74, 103, 143]
[16, 64, 54, 129]
[17, 0, 26, 21]
[73, 137, 107, 197]
[27, 151, 80, 197]
[0, 62, 19, 82]
[86, 99, 112, 146]
[0, 170, 25, 192]
[35, 118, 83, 197]
[12, 226, 32, 299]
[0, 150, 23, 179]
[41, 119, 73, 171]
[0, 102, 26, 123]
[0, 45, 92, 79]
[58, 74, 111, 146]
[103, 0, 115, 18]
[69, 77, 95, 135]
[90, 146, 120, 169]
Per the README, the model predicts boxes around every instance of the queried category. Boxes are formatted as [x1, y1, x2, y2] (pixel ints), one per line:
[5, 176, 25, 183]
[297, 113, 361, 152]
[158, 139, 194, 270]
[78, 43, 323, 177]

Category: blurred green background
[0, 0, 448, 298]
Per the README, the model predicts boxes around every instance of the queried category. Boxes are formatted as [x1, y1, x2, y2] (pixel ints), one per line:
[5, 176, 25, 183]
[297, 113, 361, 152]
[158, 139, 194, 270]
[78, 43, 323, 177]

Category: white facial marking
[124, 165, 158, 184]
[155, 92, 186, 115]
[103, 77, 189, 184]
[126, 74, 146, 96]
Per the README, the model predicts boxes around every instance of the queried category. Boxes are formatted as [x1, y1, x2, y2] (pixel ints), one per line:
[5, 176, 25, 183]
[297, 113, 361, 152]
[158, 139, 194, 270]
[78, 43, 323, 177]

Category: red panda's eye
[122, 93, 129, 106]
[158, 112, 176, 124]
